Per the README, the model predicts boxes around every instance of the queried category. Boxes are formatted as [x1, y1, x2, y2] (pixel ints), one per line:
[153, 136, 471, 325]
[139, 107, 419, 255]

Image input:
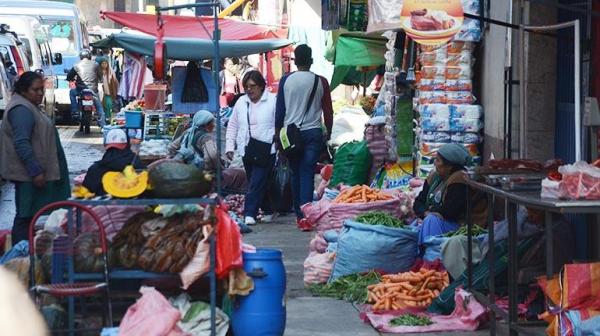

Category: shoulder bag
[243, 101, 273, 167]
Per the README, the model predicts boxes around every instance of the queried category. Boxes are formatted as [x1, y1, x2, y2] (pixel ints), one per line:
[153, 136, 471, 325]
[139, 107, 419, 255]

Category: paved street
[243, 216, 500, 336]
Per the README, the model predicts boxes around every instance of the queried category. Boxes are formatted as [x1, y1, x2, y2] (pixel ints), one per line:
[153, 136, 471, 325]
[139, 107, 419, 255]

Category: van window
[20, 37, 34, 68]
[41, 42, 51, 66]
[43, 19, 77, 55]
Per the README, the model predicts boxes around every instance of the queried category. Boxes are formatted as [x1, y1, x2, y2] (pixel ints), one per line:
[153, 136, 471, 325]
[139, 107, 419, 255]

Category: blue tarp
[92, 33, 291, 61]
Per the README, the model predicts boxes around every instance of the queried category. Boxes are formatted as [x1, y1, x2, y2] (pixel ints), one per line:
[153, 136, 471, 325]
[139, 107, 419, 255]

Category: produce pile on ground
[333, 185, 393, 204]
[367, 268, 450, 311]
[390, 314, 433, 327]
[308, 271, 381, 304]
[355, 211, 406, 228]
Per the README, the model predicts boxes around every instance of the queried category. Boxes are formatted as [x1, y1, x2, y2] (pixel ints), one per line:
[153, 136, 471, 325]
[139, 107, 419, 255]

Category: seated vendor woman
[82, 129, 145, 195]
[413, 143, 487, 248]
[169, 110, 221, 171]
[169, 110, 247, 192]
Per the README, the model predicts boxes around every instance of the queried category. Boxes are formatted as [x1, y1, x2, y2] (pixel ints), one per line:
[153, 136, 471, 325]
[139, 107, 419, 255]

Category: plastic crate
[125, 111, 143, 128]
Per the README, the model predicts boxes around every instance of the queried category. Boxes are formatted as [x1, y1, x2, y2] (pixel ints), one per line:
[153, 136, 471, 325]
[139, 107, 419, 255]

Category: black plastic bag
[270, 157, 293, 213]
[182, 61, 208, 103]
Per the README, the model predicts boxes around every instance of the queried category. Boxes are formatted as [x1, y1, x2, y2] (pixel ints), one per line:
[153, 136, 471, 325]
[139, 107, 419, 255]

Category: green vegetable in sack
[444, 224, 486, 237]
[308, 271, 381, 304]
[355, 211, 405, 228]
[330, 141, 372, 187]
[390, 314, 433, 327]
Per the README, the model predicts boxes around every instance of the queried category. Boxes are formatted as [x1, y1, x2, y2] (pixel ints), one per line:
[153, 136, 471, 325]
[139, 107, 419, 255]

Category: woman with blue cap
[413, 143, 488, 248]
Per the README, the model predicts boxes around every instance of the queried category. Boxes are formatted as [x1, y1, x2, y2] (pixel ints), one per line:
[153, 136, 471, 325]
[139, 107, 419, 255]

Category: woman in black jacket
[82, 129, 145, 195]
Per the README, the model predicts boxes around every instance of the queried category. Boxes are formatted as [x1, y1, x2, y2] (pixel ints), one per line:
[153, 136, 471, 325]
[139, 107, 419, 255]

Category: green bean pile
[355, 211, 405, 228]
[389, 314, 434, 327]
[444, 224, 487, 237]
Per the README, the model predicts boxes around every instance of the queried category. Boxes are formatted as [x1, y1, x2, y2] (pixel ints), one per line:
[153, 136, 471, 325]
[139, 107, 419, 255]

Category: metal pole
[211, 9, 221, 336]
[518, 24, 527, 158]
[575, 19, 581, 161]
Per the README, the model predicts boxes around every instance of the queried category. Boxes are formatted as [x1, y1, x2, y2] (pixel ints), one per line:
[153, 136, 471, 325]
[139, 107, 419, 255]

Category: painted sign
[400, 0, 464, 45]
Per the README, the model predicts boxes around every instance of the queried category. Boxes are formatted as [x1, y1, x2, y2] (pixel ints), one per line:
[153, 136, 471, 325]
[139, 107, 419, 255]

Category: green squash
[148, 160, 212, 198]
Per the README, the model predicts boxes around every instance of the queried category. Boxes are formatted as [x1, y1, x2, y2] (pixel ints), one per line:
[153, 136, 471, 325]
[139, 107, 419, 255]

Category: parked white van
[0, 16, 61, 118]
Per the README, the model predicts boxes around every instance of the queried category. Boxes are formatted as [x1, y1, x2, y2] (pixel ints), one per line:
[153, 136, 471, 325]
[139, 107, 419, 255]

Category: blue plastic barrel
[232, 248, 286, 336]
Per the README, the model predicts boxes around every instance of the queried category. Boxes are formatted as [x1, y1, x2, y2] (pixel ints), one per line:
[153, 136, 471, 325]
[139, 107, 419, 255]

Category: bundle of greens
[389, 314, 434, 327]
[355, 211, 405, 228]
[445, 224, 486, 237]
[308, 271, 381, 304]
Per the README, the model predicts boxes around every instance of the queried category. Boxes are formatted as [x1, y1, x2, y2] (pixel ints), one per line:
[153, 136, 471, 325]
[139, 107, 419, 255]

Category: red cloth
[101, 11, 287, 40]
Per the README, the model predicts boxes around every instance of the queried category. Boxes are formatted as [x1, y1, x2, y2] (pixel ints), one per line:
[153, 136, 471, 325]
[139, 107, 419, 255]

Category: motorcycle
[78, 88, 95, 134]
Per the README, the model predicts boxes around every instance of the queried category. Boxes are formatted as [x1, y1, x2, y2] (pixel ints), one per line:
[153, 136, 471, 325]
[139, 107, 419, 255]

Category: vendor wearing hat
[82, 129, 145, 195]
[413, 143, 487, 247]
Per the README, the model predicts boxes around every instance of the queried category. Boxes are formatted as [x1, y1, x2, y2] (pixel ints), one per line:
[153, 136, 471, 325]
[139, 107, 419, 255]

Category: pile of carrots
[333, 185, 393, 204]
[367, 268, 450, 311]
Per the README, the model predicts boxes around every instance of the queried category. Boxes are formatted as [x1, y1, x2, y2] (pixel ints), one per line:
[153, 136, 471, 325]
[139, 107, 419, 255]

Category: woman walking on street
[226, 70, 276, 225]
[0, 71, 70, 244]
[97, 56, 119, 122]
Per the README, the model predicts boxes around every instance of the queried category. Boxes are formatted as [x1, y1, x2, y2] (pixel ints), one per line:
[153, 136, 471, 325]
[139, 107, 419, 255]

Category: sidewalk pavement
[242, 215, 498, 336]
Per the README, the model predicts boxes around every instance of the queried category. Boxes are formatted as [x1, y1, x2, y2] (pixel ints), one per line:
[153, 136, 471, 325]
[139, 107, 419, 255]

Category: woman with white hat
[81, 128, 145, 195]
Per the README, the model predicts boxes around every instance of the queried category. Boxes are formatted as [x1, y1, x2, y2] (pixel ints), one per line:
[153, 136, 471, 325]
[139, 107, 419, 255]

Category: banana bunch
[72, 185, 95, 199]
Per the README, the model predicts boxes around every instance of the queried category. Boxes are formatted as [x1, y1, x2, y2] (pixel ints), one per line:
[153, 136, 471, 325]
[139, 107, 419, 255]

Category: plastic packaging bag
[216, 205, 243, 279]
[119, 287, 186, 336]
[422, 118, 450, 132]
[303, 252, 335, 285]
[331, 220, 418, 280]
[170, 294, 229, 336]
[309, 233, 328, 253]
[329, 106, 370, 146]
[541, 178, 561, 199]
[451, 105, 483, 119]
[180, 225, 212, 290]
[450, 118, 483, 132]
[330, 141, 372, 187]
[419, 104, 451, 118]
[366, 0, 404, 32]
[558, 161, 600, 200]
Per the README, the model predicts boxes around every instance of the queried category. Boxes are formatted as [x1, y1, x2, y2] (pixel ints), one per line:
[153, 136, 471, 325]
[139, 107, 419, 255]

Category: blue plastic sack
[323, 230, 339, 243]
[331, 220, 418, 280]
[0, 241, 29, 265]
[422, 235, 450, 262]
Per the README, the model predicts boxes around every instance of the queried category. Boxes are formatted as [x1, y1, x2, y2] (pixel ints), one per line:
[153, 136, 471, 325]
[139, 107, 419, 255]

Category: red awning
[100, 11, 287, 40]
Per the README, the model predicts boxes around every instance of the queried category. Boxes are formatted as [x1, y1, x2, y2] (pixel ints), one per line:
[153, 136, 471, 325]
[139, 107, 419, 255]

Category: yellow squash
[102, 165, 148, 198]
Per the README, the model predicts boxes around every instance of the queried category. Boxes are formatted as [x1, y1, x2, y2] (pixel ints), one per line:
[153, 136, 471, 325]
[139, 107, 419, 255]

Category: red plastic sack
[215, 204, 243, 279]
[328, 198, 404, 231]
[558, 161, 600, 200]
[301, 198, 332, 232]
[119, 287, 187, 336]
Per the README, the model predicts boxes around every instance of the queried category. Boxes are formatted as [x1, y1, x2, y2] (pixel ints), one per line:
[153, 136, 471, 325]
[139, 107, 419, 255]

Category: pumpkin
[148, 159, 212, 198]
[102, 165, 149, 198]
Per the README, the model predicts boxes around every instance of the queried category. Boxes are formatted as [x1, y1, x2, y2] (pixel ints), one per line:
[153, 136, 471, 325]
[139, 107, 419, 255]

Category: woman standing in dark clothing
[0, 72, 70, 243]
[413, 143, 487, 246]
